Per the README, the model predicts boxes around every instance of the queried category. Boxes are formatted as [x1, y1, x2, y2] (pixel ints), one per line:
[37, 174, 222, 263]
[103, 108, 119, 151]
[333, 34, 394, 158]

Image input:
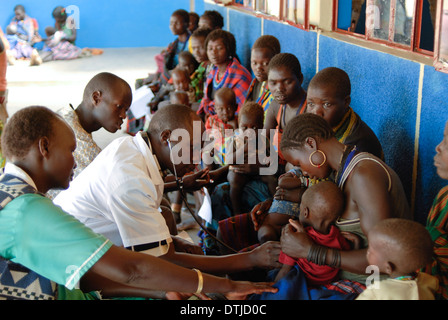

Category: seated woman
[261, 67, 384, 242]
[245, 35, 281, 117]
[6, 5, 41, 66]
[196, 29, 252, 121]
[189, 27, 212, 111]
[277, 113, 410, 294]
[423, 119, 448, 299]
[217, 67, 384, 253]
[40, 6, 79, 62]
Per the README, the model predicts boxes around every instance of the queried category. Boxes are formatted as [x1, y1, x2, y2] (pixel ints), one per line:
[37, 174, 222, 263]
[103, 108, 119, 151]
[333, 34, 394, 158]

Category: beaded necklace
[334, 145, 357, 186]
[394, 273, 417, 281]
[212, 62, 231, 90]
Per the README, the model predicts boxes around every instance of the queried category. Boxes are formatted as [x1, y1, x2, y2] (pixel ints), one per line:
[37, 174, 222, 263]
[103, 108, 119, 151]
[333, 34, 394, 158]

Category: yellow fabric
[356, 272, 439, 300]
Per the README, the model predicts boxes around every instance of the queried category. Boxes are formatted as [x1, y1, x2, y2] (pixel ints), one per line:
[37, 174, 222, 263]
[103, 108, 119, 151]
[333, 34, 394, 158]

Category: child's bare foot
[29, 49, 42, 66]
[6, 50, 15, 66]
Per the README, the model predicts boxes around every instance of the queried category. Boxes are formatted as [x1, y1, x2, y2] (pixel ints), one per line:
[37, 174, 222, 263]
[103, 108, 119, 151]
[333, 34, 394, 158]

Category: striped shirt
[197, 57, 252, 116]
[424, 185, 448, 299]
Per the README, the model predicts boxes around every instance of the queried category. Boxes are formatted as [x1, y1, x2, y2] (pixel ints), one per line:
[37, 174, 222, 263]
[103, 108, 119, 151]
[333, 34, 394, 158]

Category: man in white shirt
[54, 104, 281, 274]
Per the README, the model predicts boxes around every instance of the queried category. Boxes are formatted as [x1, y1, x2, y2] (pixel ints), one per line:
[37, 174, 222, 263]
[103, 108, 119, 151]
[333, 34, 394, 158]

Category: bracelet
[307, 244, 328, 266]
[192, 268, 203, 294]
[329, 249, 341, 269]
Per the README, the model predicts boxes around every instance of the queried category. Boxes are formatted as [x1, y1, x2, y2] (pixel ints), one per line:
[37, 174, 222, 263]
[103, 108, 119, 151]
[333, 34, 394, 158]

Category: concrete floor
[6, 47, 201, 243]
[6, 47, 162, 148]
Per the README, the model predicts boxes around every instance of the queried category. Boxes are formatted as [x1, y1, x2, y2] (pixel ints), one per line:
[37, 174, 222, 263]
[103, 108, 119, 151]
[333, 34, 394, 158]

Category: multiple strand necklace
[334, 145, 357, 186]
[213, 62, 231, 91]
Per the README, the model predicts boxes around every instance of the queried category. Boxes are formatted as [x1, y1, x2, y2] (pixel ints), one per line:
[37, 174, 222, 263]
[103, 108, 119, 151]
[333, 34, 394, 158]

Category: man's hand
[249, 199, 273, 231]
[181, 168, 211, 192]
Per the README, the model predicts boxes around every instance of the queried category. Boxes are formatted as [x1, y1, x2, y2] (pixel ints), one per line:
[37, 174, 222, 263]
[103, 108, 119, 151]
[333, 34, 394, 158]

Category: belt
[126, 240, 168, 252]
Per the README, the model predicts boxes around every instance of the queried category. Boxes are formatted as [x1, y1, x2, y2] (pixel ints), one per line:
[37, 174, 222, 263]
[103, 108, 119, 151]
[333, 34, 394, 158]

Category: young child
[273, 181, 351, 286]
[205, 87, 238, 136]
[356, 218, 439, 300]
[177, 50, 199, 75]
[227, 102, 277, 215]
[152, 66, 196, 111]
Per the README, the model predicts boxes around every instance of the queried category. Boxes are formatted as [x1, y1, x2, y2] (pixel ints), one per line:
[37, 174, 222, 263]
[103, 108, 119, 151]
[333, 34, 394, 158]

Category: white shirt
[54, 132, 171, 256]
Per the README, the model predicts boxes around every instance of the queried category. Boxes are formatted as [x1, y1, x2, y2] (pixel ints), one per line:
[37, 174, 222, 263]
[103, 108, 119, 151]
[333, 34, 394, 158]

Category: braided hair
[280, 113, 334, 151]
[268, 53, 302, 80]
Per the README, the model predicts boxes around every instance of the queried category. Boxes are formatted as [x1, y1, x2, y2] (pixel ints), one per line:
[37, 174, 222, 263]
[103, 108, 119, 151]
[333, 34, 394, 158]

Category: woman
[279, 113, 410, 288]
[217, 67, 384, 255]
[6, 5, 41, 65]
[245, 35, 281, 117]
[196, 29, 252, 119]
[423, 120, 448, 299]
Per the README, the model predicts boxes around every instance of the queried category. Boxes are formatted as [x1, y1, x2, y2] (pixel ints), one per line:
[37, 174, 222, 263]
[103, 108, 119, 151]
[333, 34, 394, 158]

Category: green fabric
[57, 285, 101, 300]
[0, 193, 112, 290]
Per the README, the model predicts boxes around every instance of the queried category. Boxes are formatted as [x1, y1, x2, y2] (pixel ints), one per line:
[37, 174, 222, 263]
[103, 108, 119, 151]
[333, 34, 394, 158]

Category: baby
[205, 87, 238, 136]
[150, 66, 194, 112]
[356, 218, 438, 300]
[274, 181, 351, 286]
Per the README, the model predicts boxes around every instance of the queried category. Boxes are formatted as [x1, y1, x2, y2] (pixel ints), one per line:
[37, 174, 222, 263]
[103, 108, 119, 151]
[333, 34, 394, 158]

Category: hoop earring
[309, 150, 327, 168]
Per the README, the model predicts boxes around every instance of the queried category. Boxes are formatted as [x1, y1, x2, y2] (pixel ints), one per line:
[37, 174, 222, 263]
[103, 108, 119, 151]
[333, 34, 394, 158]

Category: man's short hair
[2, 106, 61, 160]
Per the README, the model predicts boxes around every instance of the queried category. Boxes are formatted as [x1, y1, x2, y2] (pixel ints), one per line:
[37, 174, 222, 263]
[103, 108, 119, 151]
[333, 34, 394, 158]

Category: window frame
[434, 0, 448, 73]
[226, 0, 311, 31]
[332, 0, 433, 56]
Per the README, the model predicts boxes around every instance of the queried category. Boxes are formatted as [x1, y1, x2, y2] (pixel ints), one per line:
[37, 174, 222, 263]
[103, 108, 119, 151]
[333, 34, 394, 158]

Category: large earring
[309, 150, 326, 168]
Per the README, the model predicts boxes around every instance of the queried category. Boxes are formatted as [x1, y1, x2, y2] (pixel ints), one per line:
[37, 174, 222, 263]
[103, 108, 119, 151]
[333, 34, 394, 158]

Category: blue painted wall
[1, 0, 205, 48]
[2, 0, 446, 223]
[205, 2, 448, 224]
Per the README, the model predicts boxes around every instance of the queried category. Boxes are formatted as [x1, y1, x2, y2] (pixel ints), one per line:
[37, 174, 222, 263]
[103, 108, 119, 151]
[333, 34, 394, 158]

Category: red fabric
[197, 57, 252, 116]
[205, 114, 237, 131]
[279, 225, 351, 286]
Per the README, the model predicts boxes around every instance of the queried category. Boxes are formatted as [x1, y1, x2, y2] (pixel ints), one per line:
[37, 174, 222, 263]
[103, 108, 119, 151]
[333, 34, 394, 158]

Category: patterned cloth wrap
[268, 168, 322, 218]
[0, 174, 57, 300]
